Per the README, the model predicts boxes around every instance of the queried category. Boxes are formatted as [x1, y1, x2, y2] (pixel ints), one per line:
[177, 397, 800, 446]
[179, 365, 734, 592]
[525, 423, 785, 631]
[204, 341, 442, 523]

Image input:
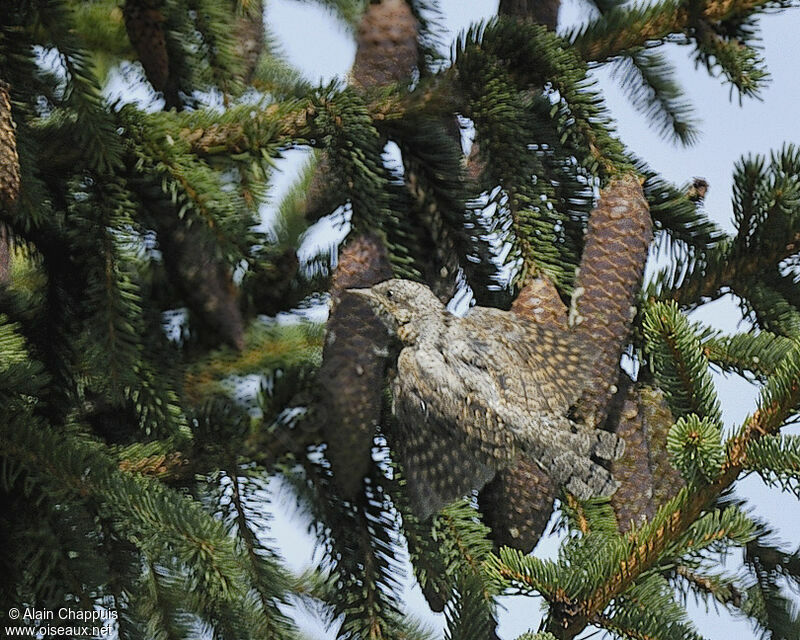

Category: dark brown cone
[608, 380, 652, 531]
[498, 0, 561, 29]
[352, 0, 419, 89]
[405, 161, 461, 303]
[0, 81, 20, 210]
[314, 1, 422, 496]
[158, 222, 245, 350]
[304, 154, 343, 223]
[0, 224, 10, 286]
[245, 248, 300, 316]
[687, 177, 709, 203]
[0, 81, 19, 286]
[610, 382, 684, 532]
[640, 385, 685, 510]
[479, 456, 556, 551]
[290, 0, 418, 247]
[233, 0, 265, 84]
[479, 276, 566, 552]
[123, 0, 176, 105]
[318, 234, 393, 497]
[572, 175, 652, 428]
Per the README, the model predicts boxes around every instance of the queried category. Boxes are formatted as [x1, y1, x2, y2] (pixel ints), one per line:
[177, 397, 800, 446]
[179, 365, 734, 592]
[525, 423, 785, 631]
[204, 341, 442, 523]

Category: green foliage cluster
[1, 1, 800, 639]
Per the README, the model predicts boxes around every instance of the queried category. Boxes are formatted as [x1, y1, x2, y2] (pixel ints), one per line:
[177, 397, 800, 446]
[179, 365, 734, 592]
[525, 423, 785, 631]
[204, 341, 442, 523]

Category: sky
[260, 1, 800, 638]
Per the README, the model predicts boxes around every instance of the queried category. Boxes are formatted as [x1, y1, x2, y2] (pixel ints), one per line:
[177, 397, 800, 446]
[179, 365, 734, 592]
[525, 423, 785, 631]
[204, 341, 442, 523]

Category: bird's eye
[386, 289, 394, 299]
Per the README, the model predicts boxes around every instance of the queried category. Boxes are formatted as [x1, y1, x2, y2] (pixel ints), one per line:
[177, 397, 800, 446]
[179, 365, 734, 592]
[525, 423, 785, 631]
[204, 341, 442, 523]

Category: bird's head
[348, 279, 443, 344]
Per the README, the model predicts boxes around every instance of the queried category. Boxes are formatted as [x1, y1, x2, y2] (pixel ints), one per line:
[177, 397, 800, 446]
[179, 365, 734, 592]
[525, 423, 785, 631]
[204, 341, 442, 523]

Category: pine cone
[318, 234, 393, 497]
[243, 247, 301, 316]
[314, 0, 422, 498]
[123, 0, 176, 105]
[572, 175, 652, 428]
[0, 224, 10, 286]
[0, 81, 19, 286]
[352, 0, 418, 88]
[499, 0, 561, 29]
[158, 222, 245, 350]
[233, 0, 265, 84]
[480, 176, 652, 551]
[610, 382, 684, 532]
[479, 456, 556, 551]
[640, 385, 685, 510]
[0, 81, 20, 210]
[687, 177, 709, 203]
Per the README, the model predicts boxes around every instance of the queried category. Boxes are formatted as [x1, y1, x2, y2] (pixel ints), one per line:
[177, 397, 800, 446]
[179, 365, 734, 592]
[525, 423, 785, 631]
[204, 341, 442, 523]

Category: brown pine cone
[0, 224, 10, 286]
[0, 81, 19, 286]
[123, 0, 176, 105]
[318, 234, 393, 497]
[479, 456, 557, 551]
[572, 175, 652, 428]
[479, 176, 652, 551]
[610, 382, 684, 532]
[233, 0, 265, 84]
[158, 222, 245, 350]
[0, 81, 20, 210]
[352, 0, 419, 88]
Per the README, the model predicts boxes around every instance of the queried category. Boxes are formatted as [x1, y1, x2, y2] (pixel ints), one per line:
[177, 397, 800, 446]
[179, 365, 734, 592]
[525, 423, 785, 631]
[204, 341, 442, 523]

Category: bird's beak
[347, 288, 379, 306]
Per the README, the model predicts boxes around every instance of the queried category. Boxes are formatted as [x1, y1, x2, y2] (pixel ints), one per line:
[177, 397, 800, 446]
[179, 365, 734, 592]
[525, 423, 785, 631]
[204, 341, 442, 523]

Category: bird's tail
[533, 418, 625, 499]
[551, 451, 619, 499]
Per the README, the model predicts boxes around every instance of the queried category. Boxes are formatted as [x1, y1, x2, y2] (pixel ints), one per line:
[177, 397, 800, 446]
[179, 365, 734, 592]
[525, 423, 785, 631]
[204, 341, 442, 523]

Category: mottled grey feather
[351, 279, 624, 518]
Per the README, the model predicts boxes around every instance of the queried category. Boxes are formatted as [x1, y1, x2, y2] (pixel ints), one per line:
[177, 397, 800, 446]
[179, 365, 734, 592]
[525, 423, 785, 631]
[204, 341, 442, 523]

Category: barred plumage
[352, 279, 624, 518]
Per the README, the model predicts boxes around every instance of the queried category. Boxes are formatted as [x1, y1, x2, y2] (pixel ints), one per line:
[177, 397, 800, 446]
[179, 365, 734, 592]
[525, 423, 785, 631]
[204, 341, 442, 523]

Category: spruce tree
[1, 1, 799, 639]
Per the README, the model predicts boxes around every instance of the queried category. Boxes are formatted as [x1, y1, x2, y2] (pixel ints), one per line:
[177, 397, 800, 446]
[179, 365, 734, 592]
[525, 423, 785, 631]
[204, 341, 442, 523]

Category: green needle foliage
[1, 1, 800, 639]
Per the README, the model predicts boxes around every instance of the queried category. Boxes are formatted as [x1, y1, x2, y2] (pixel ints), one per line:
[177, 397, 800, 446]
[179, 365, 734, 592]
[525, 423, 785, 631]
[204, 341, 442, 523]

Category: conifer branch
[540, 344, 800, 638]
[701, 329, 792, 379]
[643, 300, 722, 422]
[571, 0, 789, 63]
[674, 565, 744, 608]
[5, 2, 800, 636]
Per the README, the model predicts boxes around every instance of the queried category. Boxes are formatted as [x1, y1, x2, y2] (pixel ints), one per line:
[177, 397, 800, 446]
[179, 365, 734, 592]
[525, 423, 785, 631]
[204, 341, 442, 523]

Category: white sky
[262, 1, 800, 638]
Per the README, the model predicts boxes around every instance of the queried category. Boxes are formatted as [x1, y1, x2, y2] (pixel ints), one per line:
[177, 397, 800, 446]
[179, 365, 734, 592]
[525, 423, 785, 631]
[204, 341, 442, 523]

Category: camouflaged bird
[351, 279, 625, 518]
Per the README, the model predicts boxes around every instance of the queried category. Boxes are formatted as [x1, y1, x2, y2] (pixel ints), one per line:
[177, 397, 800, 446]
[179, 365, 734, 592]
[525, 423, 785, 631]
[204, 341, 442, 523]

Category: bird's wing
[452, 308, 586, 414]
[389, 346, 504, 518]
[443, 311, 625, 500]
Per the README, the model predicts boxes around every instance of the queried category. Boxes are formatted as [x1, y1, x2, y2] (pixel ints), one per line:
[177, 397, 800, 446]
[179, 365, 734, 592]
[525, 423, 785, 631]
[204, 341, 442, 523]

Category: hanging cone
[0, 81, 20, 286]
[479, 276, 566, 552]
[480, 175, 652, 550]
[498, 0, 561, 29]
[158, 221, 245, 350]
[318, 234, 393, 498]
[0, 81, 20, 210]
[233, 0, 265, 84]
[572, 174, 652, 428]
[352, 0, 419, 88]
[123, 0, 177, 105]
[314, 1, 419, 497]
[610, 383, 684, 532]
[0, 224, 9, 286]
[479, 457, 557, 552]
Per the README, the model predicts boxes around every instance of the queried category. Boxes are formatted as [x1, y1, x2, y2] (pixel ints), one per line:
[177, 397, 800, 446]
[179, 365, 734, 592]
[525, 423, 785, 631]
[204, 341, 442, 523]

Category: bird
[350, 279, 625, 518]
